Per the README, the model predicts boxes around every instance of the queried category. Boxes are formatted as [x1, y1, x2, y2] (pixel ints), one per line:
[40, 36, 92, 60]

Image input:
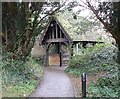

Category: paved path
[30, 66, 75, 97]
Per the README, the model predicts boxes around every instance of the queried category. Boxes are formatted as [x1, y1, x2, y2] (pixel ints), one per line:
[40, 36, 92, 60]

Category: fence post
[81, 73, 86, 98]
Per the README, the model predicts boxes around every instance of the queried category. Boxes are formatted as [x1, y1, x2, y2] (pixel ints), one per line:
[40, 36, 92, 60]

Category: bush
[66, 43, 118, 74]
[33, 56, 44, 66]
[1, 52, 44, 97]
[87, 62, 119, 97]
[65, 43, 119, 97]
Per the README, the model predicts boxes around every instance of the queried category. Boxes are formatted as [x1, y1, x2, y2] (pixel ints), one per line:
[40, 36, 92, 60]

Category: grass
[2, 56, 44, 97]
[2, 80, 36, 97]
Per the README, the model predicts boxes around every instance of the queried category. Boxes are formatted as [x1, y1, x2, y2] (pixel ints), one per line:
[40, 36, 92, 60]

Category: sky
[62, 0, 99, 17]
[18, 0, 97, 18]
[17, 0, 119, 17]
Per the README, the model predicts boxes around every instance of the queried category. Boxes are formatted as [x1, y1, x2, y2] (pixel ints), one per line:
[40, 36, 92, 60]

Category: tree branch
[33, 2, 66, 31]
[87, 1, 119, 40]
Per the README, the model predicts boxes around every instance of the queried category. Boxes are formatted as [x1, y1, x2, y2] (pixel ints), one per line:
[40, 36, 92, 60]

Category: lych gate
[40, 18, 71, 66]
[40, 16, 104, 67]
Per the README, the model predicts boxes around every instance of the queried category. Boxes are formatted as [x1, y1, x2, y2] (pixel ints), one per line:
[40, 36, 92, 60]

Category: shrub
[65, 43, 119, 97]
[1, 52, 44, 97]
[67, 43, 118, 74]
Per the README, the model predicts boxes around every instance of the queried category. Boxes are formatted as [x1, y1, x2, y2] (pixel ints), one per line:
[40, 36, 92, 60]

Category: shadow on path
[30, 66, 75, 97]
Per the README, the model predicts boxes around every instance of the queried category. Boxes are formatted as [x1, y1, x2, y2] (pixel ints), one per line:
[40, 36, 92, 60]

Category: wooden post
[55, 43, 59, 53]
[56, 23, 58, 38]
[45, 44, 48, 66]
[59, 42, 62, 66]
[70, 43, 74, 57]
[52, 26, 54, 39]
[60, 29, 62, 38]
[49, 31, 52, 39]
[68, 42, 71, 59]
[75, 43, 79, 55]
[82, 42, 87, 48]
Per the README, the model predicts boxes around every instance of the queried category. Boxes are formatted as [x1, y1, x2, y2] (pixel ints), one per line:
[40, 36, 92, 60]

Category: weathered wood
[73, 41, 103, 44]
[41, 18, 73, 67]
[48, 54, 60, 66]
[71, 43, 74, 57]
[45, 44, 48, 66]
[55, 19, 72, 41]
[60, 29, 62, 38]
[62, 54, 69, 65]
[48, 33, 50, 39]
[47, 32, 49, 39]
[75, 43, 79, 55]
[55, 43, 59, 53]
[82, 42, 87, 48]
[60, 51, 62, 66]
[56, 23, 58, 38]
[68, 42, 71, 59]
[46, 38, 68, 43]
[52, 26, 54, 39]
[59, 42, 62, 66]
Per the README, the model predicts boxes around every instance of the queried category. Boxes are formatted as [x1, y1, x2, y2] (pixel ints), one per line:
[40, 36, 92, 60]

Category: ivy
[65, 43, 119, 97]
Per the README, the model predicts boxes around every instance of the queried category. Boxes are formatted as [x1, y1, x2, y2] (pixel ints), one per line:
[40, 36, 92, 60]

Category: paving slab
[30, 66, 75, 97]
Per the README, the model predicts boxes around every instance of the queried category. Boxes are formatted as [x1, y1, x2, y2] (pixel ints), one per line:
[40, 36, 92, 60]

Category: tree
[65, 0, 120, 63]
[87, 1, 120, 63]
[2, 1, 63, 60]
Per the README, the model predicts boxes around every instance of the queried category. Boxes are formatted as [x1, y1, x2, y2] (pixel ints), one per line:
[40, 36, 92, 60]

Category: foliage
[97, 2, 119, 38]
[1, 2, 64, 97]
[65, 43, 119, 97]
[33, 56, 44, 66]
[87, 62, 119, 97]
[2, 2, 62, 61]
[64, 0, 120, 64]
[55, 10, 103, 41]
[66, 43, 111, 76]
[2, 80, 36, 97]
[96, 2, 120, 64]
[87, 82, 118, 97]
[49, 44, 57, 54]
[1, 2, 62, 96]
[1, 52, 44, 97]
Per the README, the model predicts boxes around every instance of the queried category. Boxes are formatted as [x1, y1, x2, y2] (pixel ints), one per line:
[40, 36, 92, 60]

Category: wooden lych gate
[40, 17, 104, 67]
[40, 18, 71, 66]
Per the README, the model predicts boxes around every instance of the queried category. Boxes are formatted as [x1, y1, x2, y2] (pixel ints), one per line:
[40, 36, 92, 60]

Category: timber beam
[46, 38, 68, 43]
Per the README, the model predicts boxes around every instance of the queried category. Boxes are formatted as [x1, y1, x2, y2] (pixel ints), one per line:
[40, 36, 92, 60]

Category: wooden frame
[41, 18, 71, 67]
[40, 17, 103, 67]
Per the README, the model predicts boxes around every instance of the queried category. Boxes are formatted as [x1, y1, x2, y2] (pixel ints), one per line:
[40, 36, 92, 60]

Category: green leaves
[2, 54, 44, 97]
[88, 83, 118, 97]
[2, 79, 37, 97]
[65, 43, 119, 97]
